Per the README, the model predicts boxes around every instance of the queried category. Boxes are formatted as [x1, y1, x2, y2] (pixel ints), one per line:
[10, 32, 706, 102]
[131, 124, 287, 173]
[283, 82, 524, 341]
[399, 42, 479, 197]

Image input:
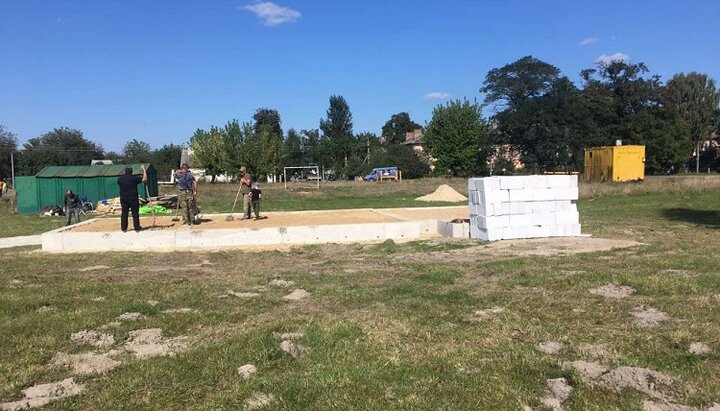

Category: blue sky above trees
[1, 0, 718, 151]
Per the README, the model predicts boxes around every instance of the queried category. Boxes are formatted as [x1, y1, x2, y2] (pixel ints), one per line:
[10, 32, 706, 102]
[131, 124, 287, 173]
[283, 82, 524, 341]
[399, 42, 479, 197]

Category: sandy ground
[69, 206, 469, 233]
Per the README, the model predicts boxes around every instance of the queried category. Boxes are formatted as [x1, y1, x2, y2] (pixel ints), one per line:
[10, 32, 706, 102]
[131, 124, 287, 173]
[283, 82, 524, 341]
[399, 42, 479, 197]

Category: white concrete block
[494, 202, 511, 215]
[475, 215, 510, 229]
[554, 201, 573, 212]
[532, 188, 556, 201]
[485, 189, 510, 204]
[471, 226, 502, 241]
[526, 225, 551, 238]
[470, 202, 493, 216]
[509, 202, 527, 215]
[529, 212, 556, 226]
[502, 226, 528, 240]
[470, 225, 483, 239]
[508, 188, 533, 202]
[499, 176, 526, 190]
[527, 175, 549, 188]
[555, 211, 580, 225]
[546, 175, 574, 188]
[528, 201, 556, 213]
[569, 174, 578, 187]
[555, 186, 579, 201]
[509, 213, 532, 227]
[467, 190, 478, 205]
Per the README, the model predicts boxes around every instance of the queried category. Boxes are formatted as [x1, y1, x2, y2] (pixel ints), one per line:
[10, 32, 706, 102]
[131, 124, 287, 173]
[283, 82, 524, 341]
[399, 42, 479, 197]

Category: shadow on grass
[662, 208, 720, 228]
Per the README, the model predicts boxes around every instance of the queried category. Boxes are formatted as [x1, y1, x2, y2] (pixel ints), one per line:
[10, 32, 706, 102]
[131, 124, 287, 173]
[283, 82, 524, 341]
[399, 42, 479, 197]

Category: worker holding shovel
[174, 163, 197, 226]
[238, 166, 253, 220]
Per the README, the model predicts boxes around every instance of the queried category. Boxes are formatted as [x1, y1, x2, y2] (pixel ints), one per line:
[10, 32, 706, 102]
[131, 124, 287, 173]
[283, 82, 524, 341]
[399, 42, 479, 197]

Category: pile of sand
[415, 185, 467, 202]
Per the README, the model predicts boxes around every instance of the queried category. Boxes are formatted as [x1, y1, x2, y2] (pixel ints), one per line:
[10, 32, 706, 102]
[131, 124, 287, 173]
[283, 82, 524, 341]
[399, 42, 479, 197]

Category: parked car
[364, 167, 398, 181]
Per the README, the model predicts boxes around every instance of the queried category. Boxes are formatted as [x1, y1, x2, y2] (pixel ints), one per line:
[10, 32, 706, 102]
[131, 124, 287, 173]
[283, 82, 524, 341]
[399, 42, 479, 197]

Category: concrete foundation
[41, 206, 467, 253]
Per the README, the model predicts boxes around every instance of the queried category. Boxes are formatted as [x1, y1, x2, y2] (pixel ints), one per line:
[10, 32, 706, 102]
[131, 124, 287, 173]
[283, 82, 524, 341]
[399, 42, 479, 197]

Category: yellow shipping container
[583, 145, 645, 183]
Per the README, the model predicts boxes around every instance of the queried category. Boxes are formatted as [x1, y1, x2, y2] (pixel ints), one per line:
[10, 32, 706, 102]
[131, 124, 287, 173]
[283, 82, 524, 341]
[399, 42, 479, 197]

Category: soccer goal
[283, 165, 321, 190]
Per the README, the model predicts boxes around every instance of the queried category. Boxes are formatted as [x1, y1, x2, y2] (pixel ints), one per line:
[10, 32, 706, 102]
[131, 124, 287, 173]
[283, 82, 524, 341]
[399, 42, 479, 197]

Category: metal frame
[283, 166, 321, 189]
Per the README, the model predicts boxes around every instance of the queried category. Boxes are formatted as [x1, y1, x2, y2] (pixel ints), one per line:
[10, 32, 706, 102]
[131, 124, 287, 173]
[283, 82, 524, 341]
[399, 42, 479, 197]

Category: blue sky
[2, 0, 719, 152]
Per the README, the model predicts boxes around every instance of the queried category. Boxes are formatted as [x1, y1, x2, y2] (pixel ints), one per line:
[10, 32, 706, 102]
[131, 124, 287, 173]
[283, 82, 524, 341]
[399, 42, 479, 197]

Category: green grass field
[1, 178, 719, 410]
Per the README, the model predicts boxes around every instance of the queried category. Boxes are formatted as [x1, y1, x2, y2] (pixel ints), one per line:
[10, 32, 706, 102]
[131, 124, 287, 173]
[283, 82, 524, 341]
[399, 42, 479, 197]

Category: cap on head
[253, 182, 260, 188]
[240, 166, 247, 173]
[124, 166, 133, 175]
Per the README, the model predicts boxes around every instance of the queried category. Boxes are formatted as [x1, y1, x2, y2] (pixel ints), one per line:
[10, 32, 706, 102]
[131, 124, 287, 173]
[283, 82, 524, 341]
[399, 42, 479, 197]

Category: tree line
[2, 56, 718, 182]
[190, 96, 430, 182]
[0, 125, 183, 180]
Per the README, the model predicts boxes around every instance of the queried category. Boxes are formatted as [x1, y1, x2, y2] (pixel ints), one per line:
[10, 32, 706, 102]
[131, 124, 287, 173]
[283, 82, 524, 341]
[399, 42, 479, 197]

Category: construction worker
[239, 166, 252, 220]
[117, 165, 148, 232]
[174, 163, 197, 225]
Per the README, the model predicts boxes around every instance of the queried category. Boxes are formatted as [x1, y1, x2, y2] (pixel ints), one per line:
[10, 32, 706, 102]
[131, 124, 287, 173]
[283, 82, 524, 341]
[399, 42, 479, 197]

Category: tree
[481, 56, 562, 110]
[0, 125, 17, 179]
[381, 112, 422, 145]
[189, 127, 226, 182]
[122, 139, 152, 164]
[256, 124, 283, 180]
[491, 76, 601, 170]
[423, 99, 491, 176]
[581, 61, 693, 173]
[252, 108, 283, 137]
[19, 127, 104, 175]
[663, 72, 720, 173]
[355, 131, 383, 164]
[319, 95, 354, 171]
[300, 129, 321, 165]
[151, 144, 183, 181]
[283, 128, 304, 167]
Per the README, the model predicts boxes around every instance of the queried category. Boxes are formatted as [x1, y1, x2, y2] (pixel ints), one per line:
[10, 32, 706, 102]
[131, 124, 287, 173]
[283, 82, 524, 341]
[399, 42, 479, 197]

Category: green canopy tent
[15, 163, 158, 215]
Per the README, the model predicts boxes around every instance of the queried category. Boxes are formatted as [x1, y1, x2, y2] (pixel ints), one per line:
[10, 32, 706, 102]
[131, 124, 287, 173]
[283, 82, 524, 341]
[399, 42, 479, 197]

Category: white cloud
[578, 37, 598, 46]
[423, 92, 452, 100]
[242, 2, 301, 27]
[595, 52, 630, 65]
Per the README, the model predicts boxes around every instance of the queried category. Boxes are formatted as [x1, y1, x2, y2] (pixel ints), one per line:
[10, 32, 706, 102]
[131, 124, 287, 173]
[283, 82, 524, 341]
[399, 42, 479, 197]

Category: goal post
[283, 166, 321, 190]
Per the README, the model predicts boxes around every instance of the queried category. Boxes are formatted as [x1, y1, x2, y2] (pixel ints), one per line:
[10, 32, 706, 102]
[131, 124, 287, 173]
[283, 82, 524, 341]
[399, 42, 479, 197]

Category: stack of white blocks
[468, 175, 581, 241]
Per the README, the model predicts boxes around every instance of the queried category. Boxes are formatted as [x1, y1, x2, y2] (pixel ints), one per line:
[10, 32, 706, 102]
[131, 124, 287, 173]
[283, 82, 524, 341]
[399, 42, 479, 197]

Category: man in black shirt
[117, 165, 148, 232]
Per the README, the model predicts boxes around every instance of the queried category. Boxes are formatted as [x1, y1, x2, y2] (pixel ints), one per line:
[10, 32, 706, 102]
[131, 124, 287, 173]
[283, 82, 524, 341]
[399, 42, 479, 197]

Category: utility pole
[696, 141, 701, 174]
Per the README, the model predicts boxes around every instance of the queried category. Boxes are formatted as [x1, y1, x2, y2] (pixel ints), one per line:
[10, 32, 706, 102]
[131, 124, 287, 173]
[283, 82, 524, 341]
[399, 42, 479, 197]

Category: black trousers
[120, 198, 141, 231]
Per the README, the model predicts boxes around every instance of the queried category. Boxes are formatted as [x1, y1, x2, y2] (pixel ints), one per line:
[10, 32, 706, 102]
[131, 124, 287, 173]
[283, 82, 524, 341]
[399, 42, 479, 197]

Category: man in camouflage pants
[174, 163, 197, 225]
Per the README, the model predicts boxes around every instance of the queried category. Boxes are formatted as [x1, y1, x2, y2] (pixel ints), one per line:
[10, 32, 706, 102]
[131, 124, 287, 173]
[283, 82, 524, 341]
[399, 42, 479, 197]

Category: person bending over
[64, 189, 82, 226]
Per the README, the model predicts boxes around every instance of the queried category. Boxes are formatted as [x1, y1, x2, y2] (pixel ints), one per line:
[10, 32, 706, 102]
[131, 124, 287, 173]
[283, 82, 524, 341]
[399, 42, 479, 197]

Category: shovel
[225, 184, 243, 221]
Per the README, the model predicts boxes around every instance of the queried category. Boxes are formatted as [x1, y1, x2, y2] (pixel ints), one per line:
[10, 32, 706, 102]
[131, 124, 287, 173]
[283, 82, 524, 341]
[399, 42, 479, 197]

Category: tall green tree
[283, 128, 304, 167]
[300, 129, 322, 165]
[122, 139, 153, 164]
[663, 72, 720, 173]
[252, 108, 283, 137]
[491, 76, 601, 170]
[20, 127, 104, 175]
[151, 144, 183, 181]
[381, 112, 422, 145]
[189, 127, 226, 182]
[423, 99, 491, 176]
[582, 61, 691, 173]
[319, 95, 354, 171]
[481, 55, 562, 110]
[0, 125, 18, 179]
